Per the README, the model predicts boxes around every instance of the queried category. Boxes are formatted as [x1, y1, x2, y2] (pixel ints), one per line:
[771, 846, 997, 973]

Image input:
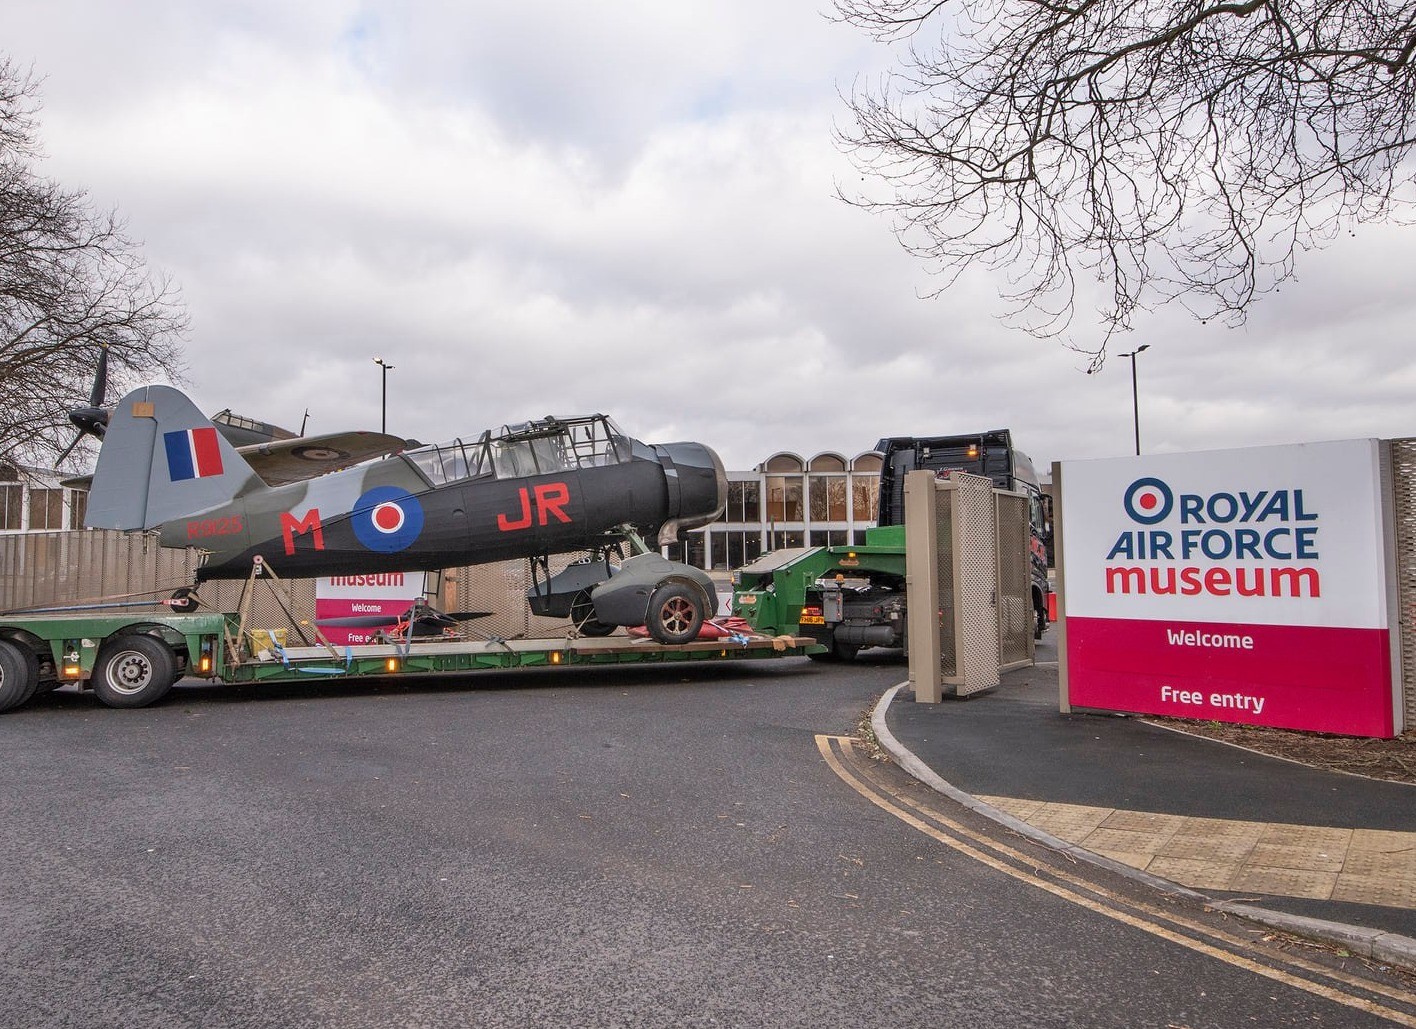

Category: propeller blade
[54, 431, 84, 468]
[89, 343, 109, 407]
[315, 614, 408, 628]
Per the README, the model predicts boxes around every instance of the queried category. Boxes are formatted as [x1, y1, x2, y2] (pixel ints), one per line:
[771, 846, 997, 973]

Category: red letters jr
[497, 483, 573, 532]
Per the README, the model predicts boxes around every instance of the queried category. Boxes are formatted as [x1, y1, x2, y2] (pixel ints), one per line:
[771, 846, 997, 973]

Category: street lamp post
[1120, 345, 1150, 456]
[373, 357, 394, 433]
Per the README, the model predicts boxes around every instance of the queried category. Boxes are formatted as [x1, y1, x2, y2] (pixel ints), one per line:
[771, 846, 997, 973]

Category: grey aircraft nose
[651, 441, 728, 545]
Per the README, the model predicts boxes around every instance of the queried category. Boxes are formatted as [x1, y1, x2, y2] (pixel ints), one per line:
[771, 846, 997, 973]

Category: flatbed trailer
[0, 609, 821, 713]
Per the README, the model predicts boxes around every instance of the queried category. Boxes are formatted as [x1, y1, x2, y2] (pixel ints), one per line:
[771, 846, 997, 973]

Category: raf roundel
[1122, 477, 1173, 525]
[352, 486, 425, 553]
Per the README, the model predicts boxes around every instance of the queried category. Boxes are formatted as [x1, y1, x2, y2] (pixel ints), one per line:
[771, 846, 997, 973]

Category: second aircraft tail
[86, 385, 264, 530]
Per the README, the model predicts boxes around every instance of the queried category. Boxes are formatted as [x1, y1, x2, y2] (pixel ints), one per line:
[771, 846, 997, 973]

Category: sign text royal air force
[1059, 440, 1396, 737]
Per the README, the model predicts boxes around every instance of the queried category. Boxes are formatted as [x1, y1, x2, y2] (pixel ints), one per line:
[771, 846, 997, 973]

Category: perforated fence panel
[1390, 438, 1416, 734]
[935, 485, 957, 678]
[1, 532, 624, 643]
[1, 530, 200, 611]
[0, 531, 316, 634]
[951, 474, 1000, 697]
[996, 491, 1033, 669]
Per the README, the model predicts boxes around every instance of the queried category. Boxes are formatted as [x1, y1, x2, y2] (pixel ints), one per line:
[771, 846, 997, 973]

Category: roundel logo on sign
[1122, 477, 1173, 524]
[352, 486, 425, 553]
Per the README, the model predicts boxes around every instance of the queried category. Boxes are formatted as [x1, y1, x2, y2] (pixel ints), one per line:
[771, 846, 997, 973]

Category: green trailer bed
[0, 609, 819, 712]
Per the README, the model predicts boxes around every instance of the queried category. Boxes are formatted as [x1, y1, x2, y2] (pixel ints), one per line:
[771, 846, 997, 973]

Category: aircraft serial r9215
[81, 385, 729, 644]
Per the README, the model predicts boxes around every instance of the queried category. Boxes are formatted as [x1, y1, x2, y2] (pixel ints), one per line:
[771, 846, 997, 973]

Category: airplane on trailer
[79, 384, 728, 644]
[57, 345, 406, 486]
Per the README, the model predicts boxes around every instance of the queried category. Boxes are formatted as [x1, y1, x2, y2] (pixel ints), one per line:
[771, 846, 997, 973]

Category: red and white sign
[1060, 440, 1397, 737]
[315, 572, 426, 646]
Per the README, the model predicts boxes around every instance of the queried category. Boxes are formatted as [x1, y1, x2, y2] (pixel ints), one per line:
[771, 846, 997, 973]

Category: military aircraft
[58, 346, 407, 486]
[83, 385, 727, 643]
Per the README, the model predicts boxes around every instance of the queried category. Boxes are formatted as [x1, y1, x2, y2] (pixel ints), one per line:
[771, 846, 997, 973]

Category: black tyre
[92, 635, 176, 709]
[806, 632, 860, 662]
[1035, 603, 1048, 640]
[169, 587, 201, 614]
[645, 583, 706, 645]
[571, 591, 616, 638]
[0, 639, 39, 713]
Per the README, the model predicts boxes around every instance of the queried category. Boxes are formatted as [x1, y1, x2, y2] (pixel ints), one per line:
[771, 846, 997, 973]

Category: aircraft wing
[60, 430, 408, 491]
[241, 431, 408, 486]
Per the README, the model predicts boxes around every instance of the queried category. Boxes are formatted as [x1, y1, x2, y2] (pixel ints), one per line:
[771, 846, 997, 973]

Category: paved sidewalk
[878, 639, 1416, 961]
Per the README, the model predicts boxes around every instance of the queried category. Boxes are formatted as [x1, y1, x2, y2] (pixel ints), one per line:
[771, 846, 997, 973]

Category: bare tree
[0, 58, 186, 471]
[835, 0, 1416, 362]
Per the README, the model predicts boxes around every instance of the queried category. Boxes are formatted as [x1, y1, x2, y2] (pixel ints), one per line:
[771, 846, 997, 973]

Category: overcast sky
[8, 0, 1414, 471]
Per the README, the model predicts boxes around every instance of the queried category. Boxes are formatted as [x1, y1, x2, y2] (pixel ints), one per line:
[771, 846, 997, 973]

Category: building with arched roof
[664, 450, 885, 573]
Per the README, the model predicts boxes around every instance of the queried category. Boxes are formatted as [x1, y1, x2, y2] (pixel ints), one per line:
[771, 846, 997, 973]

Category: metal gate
[904, 470, 1034, 701]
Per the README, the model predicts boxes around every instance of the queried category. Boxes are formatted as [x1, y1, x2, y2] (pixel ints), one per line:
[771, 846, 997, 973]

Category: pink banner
[1066, 616, 1394, 738]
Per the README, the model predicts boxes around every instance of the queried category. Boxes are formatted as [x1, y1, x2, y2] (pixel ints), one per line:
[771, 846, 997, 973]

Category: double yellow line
[816, 734, 1416, 1025]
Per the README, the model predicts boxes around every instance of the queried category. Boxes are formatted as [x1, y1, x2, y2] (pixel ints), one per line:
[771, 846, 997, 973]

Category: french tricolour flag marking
[164, 428, 224, 481]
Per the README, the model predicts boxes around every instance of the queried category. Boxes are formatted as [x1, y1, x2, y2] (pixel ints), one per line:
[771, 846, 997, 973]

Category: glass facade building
[665, 451, 884, 572]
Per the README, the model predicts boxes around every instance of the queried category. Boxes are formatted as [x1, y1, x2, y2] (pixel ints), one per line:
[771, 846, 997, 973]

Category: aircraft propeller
[55, 344, 111, 467]
[316, 601, 494, 639]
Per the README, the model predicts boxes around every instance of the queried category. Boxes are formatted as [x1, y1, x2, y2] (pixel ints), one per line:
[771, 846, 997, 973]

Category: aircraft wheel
[92, 635, 176, 709]
[0, 640, 40, 713]
[571, 592, 615, 638]
[169, 588, 201, 614]
[645, 583, 706, 645]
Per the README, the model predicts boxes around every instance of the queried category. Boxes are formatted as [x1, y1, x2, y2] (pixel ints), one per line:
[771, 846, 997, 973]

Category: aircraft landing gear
[645, 583, 707, 645]
[168, 587, 201, 613]
[570, 590, 616, 638]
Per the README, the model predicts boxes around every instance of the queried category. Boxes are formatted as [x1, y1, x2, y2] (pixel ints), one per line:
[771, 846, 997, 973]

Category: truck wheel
[1034, 604, 1047, 640]
[0, 640, 39, 713]
[571, 591, 616, 638]
[807, 633, 860, 662]
[645, 583, 706, 645]
[92, 635, 176, 709]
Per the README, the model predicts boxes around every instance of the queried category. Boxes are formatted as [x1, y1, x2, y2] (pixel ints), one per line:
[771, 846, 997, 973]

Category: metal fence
[905, 471, 1034, 701]
[1, 530, 598, 642]
[1388, 439, 1416, 733]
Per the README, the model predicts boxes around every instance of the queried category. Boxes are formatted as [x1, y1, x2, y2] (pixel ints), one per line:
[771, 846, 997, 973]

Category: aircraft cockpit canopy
[403, 414, 631, 486]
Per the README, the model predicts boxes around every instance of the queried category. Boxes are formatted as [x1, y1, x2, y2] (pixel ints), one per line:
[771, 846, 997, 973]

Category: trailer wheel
[571, 591, 616, 638]
[0, 640, 39, 713]
[645, 583, 706, 645]
[92, 635, 176, 709]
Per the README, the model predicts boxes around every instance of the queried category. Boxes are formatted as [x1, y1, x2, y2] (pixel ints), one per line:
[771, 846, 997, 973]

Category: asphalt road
[0, 653, 1406, 1027]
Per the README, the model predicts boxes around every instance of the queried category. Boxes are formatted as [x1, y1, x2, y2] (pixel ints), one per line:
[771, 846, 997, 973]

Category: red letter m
[281, 509, 325, 555]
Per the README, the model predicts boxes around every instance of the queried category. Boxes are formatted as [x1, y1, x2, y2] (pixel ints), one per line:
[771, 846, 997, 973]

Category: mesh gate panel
[952, 474, 1000, 696]
[1390, 439, 1416, 733]
[1, 530, 200, 612]
[995, 492, 1032, 668]
[935, 487, 956, 677]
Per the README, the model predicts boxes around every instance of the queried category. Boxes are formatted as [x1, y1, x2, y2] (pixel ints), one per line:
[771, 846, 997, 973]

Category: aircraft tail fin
[85, 385, 265, 530]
